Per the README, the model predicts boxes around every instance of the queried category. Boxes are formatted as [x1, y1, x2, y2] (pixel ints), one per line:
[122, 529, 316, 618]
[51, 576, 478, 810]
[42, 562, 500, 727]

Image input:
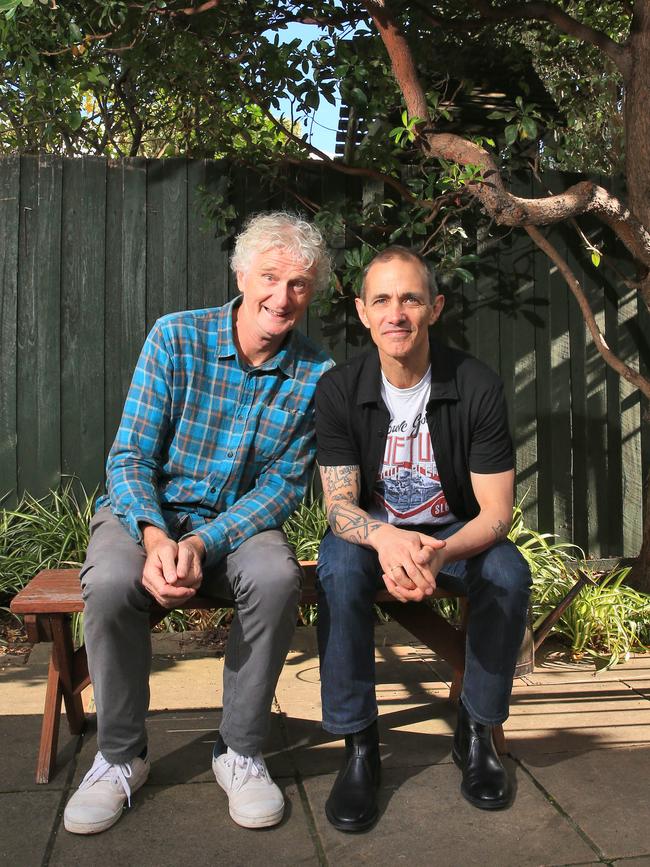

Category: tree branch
[365, 3, 650, 277]
[526, 225, 650, 398]
[469, 1, 631, 78]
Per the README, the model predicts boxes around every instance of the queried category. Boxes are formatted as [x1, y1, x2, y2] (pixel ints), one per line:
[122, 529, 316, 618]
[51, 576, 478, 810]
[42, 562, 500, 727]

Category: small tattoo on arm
[492, 519, 508, 541]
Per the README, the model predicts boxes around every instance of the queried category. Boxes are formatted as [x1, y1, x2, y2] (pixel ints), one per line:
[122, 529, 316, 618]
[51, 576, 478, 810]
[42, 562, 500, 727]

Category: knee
[81, 561, 149, 621]
[238, 552, 301, 614]
[316, 531, 379, 607]
[478, 541, 531, 599]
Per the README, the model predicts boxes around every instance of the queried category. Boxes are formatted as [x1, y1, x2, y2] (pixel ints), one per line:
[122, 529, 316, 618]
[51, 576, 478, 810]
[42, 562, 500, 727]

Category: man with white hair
[64, 212, 332, 833]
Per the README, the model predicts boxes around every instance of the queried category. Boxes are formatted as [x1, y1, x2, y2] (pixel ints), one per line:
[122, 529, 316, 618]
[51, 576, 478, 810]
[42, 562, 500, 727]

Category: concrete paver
[302, 764, 598, 867]
[1, 625, 649, 867]
[521, 746, 650, 860]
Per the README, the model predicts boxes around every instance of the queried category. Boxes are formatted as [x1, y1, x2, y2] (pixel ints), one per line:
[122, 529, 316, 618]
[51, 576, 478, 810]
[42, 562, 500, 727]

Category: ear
[236, 270, 245, 293]
[429, 294, 445, 325]
[355, 296, 371, 329]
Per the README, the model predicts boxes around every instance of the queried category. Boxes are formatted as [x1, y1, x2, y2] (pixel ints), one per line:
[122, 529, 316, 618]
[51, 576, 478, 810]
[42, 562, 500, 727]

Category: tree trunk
[624, 1, 650, 592]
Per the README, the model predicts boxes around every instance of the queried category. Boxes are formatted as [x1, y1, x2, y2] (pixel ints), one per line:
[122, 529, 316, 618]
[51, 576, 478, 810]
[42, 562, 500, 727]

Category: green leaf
[350, 87, 367, 108]
[591, 251, 601, 268]
[504, 124, 518, 146]
[521, 116, 538, 139]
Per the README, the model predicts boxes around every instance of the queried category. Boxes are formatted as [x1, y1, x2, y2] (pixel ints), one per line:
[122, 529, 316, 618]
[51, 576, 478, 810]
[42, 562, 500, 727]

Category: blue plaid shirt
[98, 298, 332, 567]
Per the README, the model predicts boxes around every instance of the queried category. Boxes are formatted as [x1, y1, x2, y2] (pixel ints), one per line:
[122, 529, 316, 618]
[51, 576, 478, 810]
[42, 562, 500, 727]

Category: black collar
[355, 333, 460, 406]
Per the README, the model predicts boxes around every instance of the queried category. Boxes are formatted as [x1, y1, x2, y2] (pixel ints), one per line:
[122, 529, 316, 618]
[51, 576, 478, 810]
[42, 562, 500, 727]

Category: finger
[384, 574, 425, 603]
[419, 534, 446, 550]
[175, 545, 192, 582]
[158, 547, 179, 584]
[383, 574, 410, 603]
[396, 559, 435, 592]
[388, 564, 418, 591]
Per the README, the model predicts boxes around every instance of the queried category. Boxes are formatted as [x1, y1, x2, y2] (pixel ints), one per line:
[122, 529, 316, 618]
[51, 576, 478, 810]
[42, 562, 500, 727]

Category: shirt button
[227, 451, 234, 457]
[210, 486, 216, 493]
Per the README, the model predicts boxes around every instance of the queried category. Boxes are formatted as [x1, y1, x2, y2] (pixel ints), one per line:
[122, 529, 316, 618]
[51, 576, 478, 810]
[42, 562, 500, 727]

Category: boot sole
[325, 802, 378, 833]
[452, 747, 511, 811]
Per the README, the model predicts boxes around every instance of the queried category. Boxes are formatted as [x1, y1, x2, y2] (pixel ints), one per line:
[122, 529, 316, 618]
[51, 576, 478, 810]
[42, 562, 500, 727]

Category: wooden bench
[11, 563, 534, 783]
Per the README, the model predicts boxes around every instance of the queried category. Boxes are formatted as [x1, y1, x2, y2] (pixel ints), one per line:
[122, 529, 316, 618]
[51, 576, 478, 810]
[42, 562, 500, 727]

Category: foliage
[509, 504, 650, 668]
[0, 478, 94, 601]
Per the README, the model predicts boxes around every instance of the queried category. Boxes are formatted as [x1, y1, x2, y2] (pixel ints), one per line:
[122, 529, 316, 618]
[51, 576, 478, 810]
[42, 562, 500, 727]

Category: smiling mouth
[263, 305, 290, 319]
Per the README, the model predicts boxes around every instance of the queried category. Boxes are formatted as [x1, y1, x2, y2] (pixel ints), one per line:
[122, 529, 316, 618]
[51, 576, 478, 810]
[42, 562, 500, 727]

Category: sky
[272, 22, 341, 157]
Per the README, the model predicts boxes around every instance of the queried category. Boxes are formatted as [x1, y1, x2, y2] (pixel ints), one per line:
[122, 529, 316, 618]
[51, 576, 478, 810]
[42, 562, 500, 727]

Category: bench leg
[33, 616, 88, 784]
[36, 657, 63, 784]
[50, 617, 86, 734]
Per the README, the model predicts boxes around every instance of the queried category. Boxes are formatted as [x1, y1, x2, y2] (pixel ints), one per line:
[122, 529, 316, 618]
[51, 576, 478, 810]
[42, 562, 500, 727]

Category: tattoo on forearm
[328, 504, 382, 543]
[492, 519, 509, 541]
[322, 465, 356, 494]
[320, 465, 379, 543]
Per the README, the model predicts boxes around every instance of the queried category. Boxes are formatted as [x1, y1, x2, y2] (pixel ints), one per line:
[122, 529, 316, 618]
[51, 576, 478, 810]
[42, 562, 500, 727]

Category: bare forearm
[440, 507, 511, 567]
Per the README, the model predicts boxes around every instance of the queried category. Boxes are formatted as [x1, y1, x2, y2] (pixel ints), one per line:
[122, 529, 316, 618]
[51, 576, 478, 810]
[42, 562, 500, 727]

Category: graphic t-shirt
[369, 367, 457, 527]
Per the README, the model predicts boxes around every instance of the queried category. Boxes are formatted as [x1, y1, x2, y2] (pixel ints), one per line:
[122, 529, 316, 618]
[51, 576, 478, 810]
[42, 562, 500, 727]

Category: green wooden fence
[0, 155, 646, 557]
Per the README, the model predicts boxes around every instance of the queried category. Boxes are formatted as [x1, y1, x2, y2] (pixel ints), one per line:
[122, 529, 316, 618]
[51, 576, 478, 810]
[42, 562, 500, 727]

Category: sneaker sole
[64, 809, 124, 835]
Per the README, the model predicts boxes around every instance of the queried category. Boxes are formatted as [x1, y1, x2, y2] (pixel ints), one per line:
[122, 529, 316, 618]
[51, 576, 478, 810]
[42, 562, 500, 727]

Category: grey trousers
[80, 506, 302, 763]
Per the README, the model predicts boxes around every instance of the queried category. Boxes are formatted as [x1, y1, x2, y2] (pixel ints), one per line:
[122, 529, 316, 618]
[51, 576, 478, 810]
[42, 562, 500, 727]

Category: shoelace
[78, 753, 135, 806]
[227, 753, 268, 789]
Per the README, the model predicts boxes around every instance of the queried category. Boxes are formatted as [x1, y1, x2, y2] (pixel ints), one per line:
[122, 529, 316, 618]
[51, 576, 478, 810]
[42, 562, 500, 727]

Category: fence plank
[0, 156, 20, 503]
[146, 158, 188, 329]
[104, 158, 147, 452]
[187, 160, 230, 311]
[16, 155, 62, 497]
[60, 157, 106, 493]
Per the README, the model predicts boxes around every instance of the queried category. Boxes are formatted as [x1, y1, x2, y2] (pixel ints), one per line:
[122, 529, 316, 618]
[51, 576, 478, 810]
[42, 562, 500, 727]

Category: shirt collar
[217, 296, 297, 378]
[356, 332, 459, 405]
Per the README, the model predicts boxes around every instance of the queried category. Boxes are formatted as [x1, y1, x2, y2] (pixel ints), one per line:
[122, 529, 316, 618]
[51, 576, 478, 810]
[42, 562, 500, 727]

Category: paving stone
[0, 790, 64, 864]
[302, 763, 596, 867]
[612, 858, 650, 866]
[505, 681, 650, 757]
[623, 679, 650, 700]
[521, 645, 650, 686]
[0, 713, 78, 790]
[524, 747, 650, 859]
[49, 781, 319, 867]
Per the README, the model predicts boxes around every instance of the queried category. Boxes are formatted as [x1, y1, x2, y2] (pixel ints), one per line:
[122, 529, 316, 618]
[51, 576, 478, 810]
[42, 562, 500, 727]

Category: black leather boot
[452, 700, 511, 810]
[325, 720, 381, 832]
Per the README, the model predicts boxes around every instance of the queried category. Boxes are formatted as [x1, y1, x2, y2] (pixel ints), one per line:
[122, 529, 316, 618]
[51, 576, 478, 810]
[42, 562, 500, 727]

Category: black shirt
[315, 335, 514, 522]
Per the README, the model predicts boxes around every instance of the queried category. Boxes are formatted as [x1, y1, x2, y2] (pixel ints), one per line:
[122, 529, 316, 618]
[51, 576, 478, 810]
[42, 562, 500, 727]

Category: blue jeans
[316, 522, 531, 732]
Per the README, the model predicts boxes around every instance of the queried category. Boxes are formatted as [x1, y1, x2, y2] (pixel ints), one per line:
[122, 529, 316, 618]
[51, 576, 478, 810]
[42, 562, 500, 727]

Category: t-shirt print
[370, 368, 457, 527]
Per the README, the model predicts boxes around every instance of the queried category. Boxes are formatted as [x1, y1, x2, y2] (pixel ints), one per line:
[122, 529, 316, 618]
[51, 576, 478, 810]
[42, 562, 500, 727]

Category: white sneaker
[64, 750, 150, 834]
[213, 746, 284, 828]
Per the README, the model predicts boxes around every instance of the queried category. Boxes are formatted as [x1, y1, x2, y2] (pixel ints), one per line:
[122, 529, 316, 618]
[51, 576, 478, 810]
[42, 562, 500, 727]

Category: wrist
[182, 535, 206, 561]
[141, 523, 170, 552]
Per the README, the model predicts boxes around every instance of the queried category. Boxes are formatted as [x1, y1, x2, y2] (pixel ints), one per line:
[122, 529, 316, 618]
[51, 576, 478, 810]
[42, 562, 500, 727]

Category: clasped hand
[373, 525, 447, 604]
[141, 527, 206, 609]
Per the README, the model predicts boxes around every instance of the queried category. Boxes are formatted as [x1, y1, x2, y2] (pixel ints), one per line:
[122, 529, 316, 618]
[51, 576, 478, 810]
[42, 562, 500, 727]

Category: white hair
[231, 211, 332, 292]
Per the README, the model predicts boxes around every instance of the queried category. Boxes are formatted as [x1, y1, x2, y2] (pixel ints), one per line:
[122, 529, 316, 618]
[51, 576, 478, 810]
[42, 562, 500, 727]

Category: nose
[387, 297, 405, 321]
[271, 281, 291, 307]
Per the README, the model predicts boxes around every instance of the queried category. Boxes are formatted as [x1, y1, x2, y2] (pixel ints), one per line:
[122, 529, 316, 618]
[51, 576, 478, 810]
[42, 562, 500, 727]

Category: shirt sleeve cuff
[126, 509, 168, 543]
[188, 522, 230, 568]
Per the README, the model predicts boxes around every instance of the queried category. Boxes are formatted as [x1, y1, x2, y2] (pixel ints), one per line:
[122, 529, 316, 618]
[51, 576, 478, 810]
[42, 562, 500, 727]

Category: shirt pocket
[253, 405, 306, 463]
